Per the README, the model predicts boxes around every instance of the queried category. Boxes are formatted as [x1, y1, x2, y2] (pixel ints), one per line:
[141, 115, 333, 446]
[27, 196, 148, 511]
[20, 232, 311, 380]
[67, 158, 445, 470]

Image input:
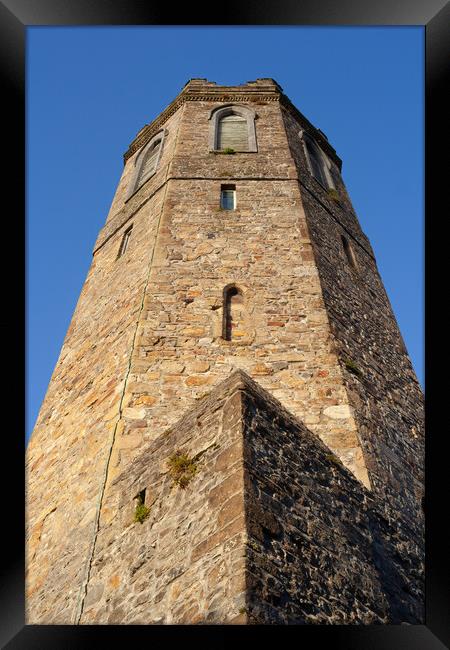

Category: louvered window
[136, 139, 161, 186]
[217, 115, 249, 151]
[306, 140, 328, 187]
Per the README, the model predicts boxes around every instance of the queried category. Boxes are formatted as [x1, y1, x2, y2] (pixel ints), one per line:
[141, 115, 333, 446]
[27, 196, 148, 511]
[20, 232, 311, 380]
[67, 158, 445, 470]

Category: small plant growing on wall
[325, 453, 343, 466]
[327, 188, 341, 203]
[167, 450, 198, 489]
[222, 147, 236, 154]
[133, 491, 150, 524]
[344, 358, 363, 378]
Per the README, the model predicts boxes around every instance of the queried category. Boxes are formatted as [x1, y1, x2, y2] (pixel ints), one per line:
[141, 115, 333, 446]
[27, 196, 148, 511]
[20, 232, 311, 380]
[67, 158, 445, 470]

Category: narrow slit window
[341, 235, 358, 270]
[220, 185, 236, 210]
[118, 225, 133, 258]
[222, 285, 242, 341]
[135, 488, 146, 505]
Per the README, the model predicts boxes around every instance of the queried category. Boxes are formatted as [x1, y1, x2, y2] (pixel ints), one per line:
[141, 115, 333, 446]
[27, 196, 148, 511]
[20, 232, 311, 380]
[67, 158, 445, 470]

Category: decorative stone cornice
[123, 79, 341, 168]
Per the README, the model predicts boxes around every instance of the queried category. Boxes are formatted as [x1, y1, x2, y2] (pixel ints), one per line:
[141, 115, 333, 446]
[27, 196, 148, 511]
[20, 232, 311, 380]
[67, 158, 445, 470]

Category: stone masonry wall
[95, 103, 184, 251]
[280, 106, 424, 535]
[25, 102, 185, 623]
[79, 371, 248, 624]
[27, 79, 424, 624]
[109, 90, 370, 491]
[78, 371, 423, 624]
[240, 372, 424, 624]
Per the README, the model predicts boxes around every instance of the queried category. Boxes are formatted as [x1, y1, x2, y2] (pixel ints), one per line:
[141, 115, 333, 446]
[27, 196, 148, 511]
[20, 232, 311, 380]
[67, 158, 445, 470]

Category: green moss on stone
[325, 453, 343, 466]
[133, 499, 150, 524]
[344, 358, 363, 377]
[327, 188, 341, 202]
[167, 450, 198, 489]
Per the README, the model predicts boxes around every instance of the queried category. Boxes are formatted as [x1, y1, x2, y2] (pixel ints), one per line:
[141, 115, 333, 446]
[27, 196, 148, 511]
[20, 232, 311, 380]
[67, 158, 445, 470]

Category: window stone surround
[125, 129, 167, 201]
[208, 104, 258, 152]
[299, 129, 335, 190]
[123, 79, 341, 169]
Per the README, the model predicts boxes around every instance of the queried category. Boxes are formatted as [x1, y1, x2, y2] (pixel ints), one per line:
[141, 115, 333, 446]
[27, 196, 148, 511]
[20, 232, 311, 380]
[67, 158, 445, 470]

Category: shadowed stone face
[76, 372, 424, 624]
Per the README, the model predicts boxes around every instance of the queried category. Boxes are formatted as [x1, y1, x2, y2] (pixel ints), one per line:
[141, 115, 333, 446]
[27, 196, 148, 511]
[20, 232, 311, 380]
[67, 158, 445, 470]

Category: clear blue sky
[26, 26, 424, 442]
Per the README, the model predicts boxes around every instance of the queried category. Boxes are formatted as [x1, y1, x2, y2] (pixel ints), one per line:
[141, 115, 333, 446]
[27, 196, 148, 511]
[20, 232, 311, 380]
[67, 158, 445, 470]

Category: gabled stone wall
[79, 371, 248, 624]
[78, 371, 423, 624]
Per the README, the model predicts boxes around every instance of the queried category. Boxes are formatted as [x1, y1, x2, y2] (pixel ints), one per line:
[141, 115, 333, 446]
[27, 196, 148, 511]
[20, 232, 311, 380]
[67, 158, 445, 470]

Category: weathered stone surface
[133, 395, 158, 406]
[184, 375, 212, 387]
[282, 103, 424, 530]
[76, 373, 248, 624]
[26, 78, 423, 626]
[189, 361, 210, 373]
[323, 404, 352, 419]
[73, 372, 422, 624]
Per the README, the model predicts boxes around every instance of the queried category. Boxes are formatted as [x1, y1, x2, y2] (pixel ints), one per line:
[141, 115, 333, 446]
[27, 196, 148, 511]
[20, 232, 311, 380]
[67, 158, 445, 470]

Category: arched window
[127, 130, 166, 199]
[341, 235, 358, 270]
[300, 131, 334, 189]
[222, 285, 243, 341]
[209, 105, 257, 152]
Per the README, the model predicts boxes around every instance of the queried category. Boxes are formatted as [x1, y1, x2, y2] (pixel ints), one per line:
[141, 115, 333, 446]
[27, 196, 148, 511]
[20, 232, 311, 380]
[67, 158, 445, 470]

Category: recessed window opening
[126, 130, 167, 200]
[209, 105, 257, 153]
[218, 114, 248, 151]
[117, 225, 133, 258]
[135, 488, 146, 505]
[301, 131, 334, 190]
[306, 139, 328, 187]
[341, 235, 358, 270]
[136, 139, 161, 187]
[221, 184, 236, 210]
[223, 285, 242, 341]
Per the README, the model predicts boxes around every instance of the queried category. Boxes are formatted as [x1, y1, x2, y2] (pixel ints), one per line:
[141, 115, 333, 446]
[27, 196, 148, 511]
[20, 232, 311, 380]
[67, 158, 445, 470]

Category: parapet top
[182, 78, 283, 92]
[125, 77, 338, 165]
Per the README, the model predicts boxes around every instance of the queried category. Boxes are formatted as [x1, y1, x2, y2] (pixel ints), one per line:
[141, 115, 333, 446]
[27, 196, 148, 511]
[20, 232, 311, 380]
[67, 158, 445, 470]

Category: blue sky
[26, 26, 424, 441]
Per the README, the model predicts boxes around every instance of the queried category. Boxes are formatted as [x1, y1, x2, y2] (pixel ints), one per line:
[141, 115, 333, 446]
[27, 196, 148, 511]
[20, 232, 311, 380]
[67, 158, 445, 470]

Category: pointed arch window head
[209, 105, 257, 153]
[300, 130, 334, 190]
[126, 130, 166, 199]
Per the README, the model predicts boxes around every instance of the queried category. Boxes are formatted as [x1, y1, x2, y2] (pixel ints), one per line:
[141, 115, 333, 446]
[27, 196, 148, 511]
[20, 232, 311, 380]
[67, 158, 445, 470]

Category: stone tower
[26, 78, 424, 625]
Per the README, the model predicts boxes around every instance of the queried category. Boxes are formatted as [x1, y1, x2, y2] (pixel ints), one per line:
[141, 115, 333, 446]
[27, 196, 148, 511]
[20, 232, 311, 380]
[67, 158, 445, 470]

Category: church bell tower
[26, 79, 424, 625]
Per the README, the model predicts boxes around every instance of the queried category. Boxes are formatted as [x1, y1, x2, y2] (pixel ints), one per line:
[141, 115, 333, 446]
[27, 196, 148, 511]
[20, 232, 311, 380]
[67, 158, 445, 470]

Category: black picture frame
[4, 1, 448, 647]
